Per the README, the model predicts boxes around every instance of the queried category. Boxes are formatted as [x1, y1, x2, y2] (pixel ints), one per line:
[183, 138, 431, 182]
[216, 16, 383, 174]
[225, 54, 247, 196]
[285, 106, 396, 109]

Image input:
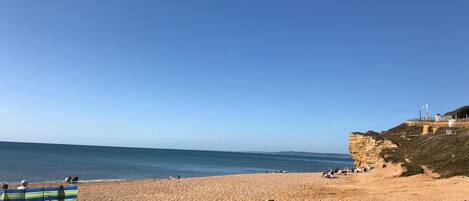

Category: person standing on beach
[17, 180, 28, 190]
[1, 184, 9, 200]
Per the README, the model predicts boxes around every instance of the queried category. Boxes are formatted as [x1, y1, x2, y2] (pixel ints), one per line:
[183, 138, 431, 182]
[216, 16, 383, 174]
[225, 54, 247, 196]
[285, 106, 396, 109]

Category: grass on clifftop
[378, 123, 469, 178]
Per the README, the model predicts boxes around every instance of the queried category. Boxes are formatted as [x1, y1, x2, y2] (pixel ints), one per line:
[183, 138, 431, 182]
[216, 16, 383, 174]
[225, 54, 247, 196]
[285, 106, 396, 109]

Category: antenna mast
[425, 104, 429, 120]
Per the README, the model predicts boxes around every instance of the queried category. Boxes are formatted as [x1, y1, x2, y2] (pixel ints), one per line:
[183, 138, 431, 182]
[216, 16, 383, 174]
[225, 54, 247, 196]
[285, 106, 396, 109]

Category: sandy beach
[56, 170, 469, 201]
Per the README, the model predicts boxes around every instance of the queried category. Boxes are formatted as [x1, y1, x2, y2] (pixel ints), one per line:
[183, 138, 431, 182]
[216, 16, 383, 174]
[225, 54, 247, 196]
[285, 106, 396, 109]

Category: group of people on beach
[64, 176, 80, 184]
[322, 166, 371, 179]
[168, 175, 181, 180]
[322, 168, 340, 179]
[264, 170, 288, 174]
[1, 180, 29, 190]
[352, 166, 370, 173]
[0, 176, 79, 191]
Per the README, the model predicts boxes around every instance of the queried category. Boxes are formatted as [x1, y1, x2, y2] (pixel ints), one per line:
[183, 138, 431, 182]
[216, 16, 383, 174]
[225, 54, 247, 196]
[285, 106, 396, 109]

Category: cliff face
[348, 118, 469, 178]
[348, 132, 397, 168]
[347, 106, 469, 178]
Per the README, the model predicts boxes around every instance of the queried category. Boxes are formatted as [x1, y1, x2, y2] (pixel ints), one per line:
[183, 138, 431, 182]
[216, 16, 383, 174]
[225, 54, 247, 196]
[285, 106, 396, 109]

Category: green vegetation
[377, 123, 469, 178]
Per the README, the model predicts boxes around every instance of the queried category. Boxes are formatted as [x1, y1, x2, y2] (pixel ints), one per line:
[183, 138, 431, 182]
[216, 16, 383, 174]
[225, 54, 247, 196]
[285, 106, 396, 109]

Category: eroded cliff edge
[347, 106, 469, 178]
[348, 132, 397, 168]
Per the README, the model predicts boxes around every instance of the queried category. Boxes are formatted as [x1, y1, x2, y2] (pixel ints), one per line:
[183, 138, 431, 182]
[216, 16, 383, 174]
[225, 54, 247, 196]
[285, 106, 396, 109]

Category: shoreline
[19, 171, 469, 201]
[4, 171, 318, 185]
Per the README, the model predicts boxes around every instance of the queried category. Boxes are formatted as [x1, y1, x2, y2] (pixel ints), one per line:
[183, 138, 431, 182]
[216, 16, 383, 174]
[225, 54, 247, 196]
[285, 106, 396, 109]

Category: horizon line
[0, 140, 350, 155]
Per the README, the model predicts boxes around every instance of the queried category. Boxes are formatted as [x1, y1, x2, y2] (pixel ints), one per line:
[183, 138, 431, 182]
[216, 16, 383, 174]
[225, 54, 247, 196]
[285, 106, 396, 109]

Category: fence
[408, 117, 469, 122]
[0, 185, 77, 201]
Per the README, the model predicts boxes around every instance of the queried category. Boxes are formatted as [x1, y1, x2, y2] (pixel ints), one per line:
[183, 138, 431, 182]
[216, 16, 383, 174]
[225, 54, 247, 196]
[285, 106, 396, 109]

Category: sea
[0, 141, 353, 183]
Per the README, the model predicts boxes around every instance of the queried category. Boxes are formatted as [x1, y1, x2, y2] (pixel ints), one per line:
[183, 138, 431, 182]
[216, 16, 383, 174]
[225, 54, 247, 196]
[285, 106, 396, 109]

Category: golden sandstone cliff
[348, 132, 397, 168]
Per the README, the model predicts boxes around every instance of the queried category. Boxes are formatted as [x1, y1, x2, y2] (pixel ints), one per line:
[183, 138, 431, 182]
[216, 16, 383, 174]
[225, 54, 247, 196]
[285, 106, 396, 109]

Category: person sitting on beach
[354, 167, 364, 173]
[71, 176, 79, 184]
[64, 176, 72, 184]
[17, 180, 28, 190]
[322, 172, 328, 178]
[169, 175, 182, 180]
[322, 171, 330, 178]
[322, 172, 337, 179]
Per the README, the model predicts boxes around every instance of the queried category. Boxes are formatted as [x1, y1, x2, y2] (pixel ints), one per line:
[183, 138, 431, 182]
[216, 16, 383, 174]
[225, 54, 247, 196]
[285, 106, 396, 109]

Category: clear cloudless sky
[0, 0, 468, 153]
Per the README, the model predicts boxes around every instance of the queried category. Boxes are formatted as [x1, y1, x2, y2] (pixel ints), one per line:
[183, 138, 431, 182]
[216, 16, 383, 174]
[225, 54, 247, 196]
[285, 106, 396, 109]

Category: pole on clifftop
[419, 107, 422, 121]
[426, 104, 429, 120]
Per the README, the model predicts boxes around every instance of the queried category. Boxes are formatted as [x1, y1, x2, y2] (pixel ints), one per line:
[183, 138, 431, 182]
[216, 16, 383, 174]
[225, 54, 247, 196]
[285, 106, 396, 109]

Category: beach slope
[75, 172, 469, 201]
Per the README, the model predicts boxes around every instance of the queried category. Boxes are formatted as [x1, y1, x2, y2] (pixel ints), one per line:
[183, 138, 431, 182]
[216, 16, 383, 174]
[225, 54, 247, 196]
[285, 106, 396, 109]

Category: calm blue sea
[0, 141, 352, 183]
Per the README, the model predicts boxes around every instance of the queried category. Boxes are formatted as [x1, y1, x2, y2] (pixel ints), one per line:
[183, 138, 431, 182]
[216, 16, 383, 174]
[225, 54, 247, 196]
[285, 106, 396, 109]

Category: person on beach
[169, 175, 181, 180]
[17, 180, 28, 190]
[71, 176, 79, 184]
[64, 176, 72, 184]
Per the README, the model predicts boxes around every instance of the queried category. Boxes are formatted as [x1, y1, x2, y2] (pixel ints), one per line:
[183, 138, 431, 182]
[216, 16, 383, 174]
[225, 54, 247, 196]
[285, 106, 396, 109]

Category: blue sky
[0, 0, 468, 153]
